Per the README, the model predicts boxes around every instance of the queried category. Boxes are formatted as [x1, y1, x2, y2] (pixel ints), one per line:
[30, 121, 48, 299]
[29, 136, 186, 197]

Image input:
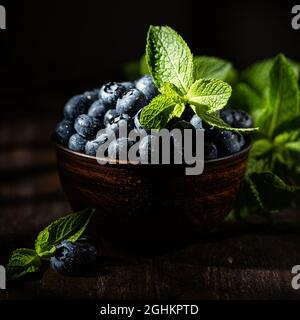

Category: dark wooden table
[1, 116, 300, 300]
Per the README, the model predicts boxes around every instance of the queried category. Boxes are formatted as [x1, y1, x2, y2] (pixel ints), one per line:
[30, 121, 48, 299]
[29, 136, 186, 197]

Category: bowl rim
[52, 134, 252, 166]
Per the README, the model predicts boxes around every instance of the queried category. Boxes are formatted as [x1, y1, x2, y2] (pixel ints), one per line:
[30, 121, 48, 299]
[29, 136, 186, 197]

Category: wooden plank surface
[0, 116, 300, 300]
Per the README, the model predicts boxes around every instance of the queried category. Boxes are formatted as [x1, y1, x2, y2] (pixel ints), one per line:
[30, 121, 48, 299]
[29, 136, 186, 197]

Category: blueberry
[84, 88, 100, 102]
[215, 130, 245, 156]
[181, 107, 194, 122]
[190, 115, 203, 129]
[220, 109, 234, 126]
[134, 109, 151, 135]
[203, 122, 220, 142]
[108, 137, 135, 160]
[64, 95, 91, 121]
[106, 114, 134, 137]
[135, 75, 159, 101]
[74, 114, 101, 139]
[167, 118, 195, 130]
[232, 110, 253, 128]
[99, 82, 126, 107]
[55, 120, 74, 145]
[68, 134, 87, 153]
[88, 100, 107, 119]
[116, 88, 147, 116]
[204, 142, 218, 160]
[50, 240, 97, 275]
[120, 81, 135, 90]
[139, 135, 160, 163]
[85, 134, 109, 156]
[103, 109, 119, 126]
[220, 109, 253, 128]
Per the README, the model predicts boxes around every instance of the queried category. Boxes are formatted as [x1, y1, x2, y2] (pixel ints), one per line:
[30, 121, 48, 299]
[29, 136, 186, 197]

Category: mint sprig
[35, 208, 94, 257]
[141, 25, 257, 132]
[6, 209, 94, 281]
[6, 249, 41, 281]
[146, 25, 194, 94]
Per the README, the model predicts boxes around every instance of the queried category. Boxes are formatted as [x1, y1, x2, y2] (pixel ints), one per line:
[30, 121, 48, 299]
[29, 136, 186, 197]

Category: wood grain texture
[0, 116, 300, 300]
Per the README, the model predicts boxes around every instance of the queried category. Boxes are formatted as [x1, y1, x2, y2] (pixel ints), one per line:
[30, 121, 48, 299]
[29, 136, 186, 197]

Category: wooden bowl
[54, 138, 251, 249]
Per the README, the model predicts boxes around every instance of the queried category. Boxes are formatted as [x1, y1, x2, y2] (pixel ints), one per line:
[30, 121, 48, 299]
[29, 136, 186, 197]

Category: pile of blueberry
[55, 75, 252, 161]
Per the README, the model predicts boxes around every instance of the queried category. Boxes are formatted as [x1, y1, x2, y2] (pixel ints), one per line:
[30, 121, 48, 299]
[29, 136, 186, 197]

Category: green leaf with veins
[6, 249, 41, 281]
[139, 55, 149, 75]
[230, 54, 299, 138]
[35, 208, 94, 257]
[193, 56, 238, 84]
[267, 54, 300, 137]
[146, 26, 194, 94]
[140, 92, 183, 130]
[187, 79, 232, 112]
[247, 172, 297, 211]
[193, 106, 258, 132]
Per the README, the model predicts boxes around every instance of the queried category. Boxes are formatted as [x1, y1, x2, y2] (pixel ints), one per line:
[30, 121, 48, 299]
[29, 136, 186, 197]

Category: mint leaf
[187, 79, 232, 112]
[193, 56, 238, 84]
[35, 208, 94, 257]
[250, 139, 273, 159]
[140, 93, 180, 130]
[146, 26, 193, 94]
[139, 55, 149, 75]
[267, 54, 300, 137]
[172, 103, 185, 118]
[193, 107, 258, 132]
[6, 249, 41, 281]
[285, 141, 300, 152]
[230, 54, 300, 138]
[249, 171, 296, 211]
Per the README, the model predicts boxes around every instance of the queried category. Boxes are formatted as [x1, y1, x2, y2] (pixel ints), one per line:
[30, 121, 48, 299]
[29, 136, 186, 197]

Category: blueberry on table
[55, 120, 74, 145]
[103, 109, 119, 127]
[63, 94, 91, 121]
[74, 114, 101, 139]
[105, 114, 134, 137]
[99, 82, 126, 107]
[84, 88, 100, 102]
[190, 114, 203, 129]
[108, 137, 135, 160]
[68, 133, 87, 153]
[85, 133, 109, 156]
[215, 130, 245, 156]
[204, 142, 218, 160]
[116, 88, 147, 117]
[50, 240, 97, 275]
[135, 75, 159, 101]
[120, 81, 135, 90]
[88, 100, 107, 119]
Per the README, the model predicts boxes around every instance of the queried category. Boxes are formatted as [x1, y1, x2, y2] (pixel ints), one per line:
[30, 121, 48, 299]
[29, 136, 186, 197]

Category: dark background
[1, 1, 300, 300]
[0, 0, 299, 118]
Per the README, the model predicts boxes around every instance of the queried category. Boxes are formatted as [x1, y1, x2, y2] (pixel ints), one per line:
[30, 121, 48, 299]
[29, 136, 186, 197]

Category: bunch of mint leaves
[228, 54, 300, 218]
[6, 209, 94, 280]
[125, 26, 300, 219]
[139, 26, 257, 133]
